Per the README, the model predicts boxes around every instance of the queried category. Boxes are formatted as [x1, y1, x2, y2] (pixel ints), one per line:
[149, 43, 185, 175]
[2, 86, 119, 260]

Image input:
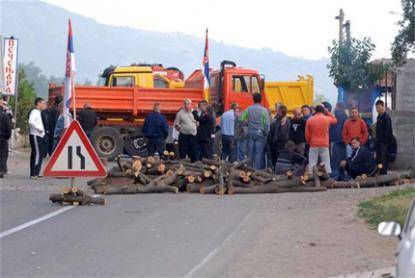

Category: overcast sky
[43, 0, 402, 60]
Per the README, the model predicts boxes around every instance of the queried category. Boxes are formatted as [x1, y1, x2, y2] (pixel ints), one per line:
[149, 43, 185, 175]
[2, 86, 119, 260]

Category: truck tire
[92, 127, 124, 160]
[124, 135, 148, 157]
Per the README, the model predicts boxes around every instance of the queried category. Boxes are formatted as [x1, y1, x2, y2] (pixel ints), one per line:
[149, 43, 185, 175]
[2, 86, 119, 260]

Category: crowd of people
[144, 94, 395, 181]
[0, 96, 99, 179]
[0, 92, 395, 181]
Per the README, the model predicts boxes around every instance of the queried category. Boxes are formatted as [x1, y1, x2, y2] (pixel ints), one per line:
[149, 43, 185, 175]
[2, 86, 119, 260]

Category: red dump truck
[49, 61, 269, 159]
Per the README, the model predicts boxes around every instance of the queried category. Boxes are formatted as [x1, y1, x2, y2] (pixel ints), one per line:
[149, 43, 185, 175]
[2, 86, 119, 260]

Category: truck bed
[49, 85, 205, 118]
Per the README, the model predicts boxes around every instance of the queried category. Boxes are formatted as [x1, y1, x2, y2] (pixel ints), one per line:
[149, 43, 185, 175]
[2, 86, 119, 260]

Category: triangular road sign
[43, 120, 107, 177]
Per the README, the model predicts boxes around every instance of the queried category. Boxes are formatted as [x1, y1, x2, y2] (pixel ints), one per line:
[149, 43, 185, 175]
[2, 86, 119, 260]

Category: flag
[63, 19, 76, 127]
[202, 29, 210, 100]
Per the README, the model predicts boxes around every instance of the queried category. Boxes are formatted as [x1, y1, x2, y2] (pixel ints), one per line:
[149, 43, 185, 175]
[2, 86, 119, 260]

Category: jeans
[346, 144, 353, 158]
[147, 136, 165, 156]
[221, 135, 236, 162]
[178, 133, 197, 162]
[197, 140, 212, 160]
[247, 130, 267, 170]
[237, 138, 248, 160]
[331, 142, 346, 179]
[307, 147, 332, 174]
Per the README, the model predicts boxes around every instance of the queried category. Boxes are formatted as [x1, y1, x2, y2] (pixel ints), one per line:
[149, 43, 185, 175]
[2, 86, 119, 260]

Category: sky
[44, 0, 401, 60]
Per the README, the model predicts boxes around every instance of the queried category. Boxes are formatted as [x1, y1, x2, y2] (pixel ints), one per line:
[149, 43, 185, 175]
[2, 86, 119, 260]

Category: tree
[391, 0, 415, 65]
[327, 37, 386, 90]
[313, 93, 327, 105]
[9, 68, 36, 134]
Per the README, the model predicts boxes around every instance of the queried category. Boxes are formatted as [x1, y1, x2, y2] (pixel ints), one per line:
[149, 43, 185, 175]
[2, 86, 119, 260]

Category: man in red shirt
[342, 107, 368, 157]
[305, 104, 337, 174]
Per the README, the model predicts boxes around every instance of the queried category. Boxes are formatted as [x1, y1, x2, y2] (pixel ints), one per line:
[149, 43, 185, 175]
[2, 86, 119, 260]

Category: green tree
[9, 68, 36, 134]
[327, 37, 386, 90]
[392, 0, 415, 65]
[313, 93, 328, 105]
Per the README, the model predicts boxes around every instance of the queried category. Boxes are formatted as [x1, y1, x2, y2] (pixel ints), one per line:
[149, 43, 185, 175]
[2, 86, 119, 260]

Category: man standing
[174, 98, 198, 162]
[290, 108, 306, 155]
[78, 102, 98, 141]
[305, 104, 337, 174]
[53, 102, 72, 150]
[269, 105, 291, 168]
[29, 97, 47, 178]
[330, 103, 348, 180]
[375, 100, 393, 175]
[0, 101, 12, 178]
[193, 100, 215, 160]
[235, 106, 248, 160]
[301, 105, 312, 122]
[342, 107, 368, 157]
[220, 102, 238, 162]
[46, 95, 62, 155]
[143, 102, 169, 156]
[240, 93, 270, 170]
[339, 137, 376, 180]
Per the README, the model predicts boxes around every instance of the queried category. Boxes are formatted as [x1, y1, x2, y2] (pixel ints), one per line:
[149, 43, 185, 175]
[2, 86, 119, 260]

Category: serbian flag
[202, 28, 210, 100]
[63, 19, 76, 127]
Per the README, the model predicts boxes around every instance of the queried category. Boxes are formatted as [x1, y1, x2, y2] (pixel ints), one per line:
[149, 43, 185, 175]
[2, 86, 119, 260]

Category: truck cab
[100, 64, 185, 89]
[209, 60, 268, 114]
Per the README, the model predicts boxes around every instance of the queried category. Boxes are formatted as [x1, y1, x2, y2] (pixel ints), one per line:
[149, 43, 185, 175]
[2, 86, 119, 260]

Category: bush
[357, 188, 415, 229]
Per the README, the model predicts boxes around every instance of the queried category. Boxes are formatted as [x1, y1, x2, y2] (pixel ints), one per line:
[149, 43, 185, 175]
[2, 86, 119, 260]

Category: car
[378, 199, 415, 278]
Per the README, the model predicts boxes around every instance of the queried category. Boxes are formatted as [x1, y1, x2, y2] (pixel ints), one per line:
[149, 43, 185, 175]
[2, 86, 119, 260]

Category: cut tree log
[231, 184, 326, 194]
[49, 193, 106, 205]
[200, 184, 218, 194]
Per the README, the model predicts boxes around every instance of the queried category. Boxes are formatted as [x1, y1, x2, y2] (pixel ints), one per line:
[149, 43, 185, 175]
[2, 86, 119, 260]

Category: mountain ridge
[1, 0, 336, 101]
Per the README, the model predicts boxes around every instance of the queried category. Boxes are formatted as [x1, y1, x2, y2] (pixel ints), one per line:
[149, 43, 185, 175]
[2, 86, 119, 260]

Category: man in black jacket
[0, 101, 12, 178]
[289, 108, 306, 155]
[193, 100, 215, 160]
[46, 96, 62, 155]
[340, 137, 376, 179]
[78, 103, 98, 141]
[375, 100, 393, 175]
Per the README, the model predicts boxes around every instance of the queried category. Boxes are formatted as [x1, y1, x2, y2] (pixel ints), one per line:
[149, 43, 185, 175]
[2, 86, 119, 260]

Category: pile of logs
[49, 186, 106, 205]
[86, 152, 414, 195]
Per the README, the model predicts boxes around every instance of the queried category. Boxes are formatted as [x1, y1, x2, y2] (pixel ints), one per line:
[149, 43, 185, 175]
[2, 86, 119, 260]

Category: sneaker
[30, 176, 38, 179]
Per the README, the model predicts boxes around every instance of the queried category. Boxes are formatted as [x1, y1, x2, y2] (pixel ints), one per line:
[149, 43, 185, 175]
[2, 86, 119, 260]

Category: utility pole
[335, 9, 345, 47]
[344, 20, 351, 47]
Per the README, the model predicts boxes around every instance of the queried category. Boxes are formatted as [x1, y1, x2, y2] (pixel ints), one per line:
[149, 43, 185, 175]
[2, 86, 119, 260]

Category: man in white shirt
[28, 97, 47, 178]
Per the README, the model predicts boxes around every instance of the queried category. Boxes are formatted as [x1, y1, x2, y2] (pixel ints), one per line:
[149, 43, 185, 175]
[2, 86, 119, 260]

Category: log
[200, 184, 218, 194]
[186, 183, 202, 193]
[227, 179, 235, 195]
[136, 172, 151, 185]
[49, 193, 106, 205]
[231, 184, 326, 194]
[231, 180, 254, 188]
[331, 173, 404, 189]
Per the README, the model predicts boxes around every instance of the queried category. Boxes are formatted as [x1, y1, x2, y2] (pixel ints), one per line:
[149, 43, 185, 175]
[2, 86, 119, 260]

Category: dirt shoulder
[224, 186, 413, 278]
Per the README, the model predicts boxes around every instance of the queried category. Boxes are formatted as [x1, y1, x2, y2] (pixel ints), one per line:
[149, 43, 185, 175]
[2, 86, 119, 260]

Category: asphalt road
[1, 189, 265, 277]
[0, 150, 403, 277]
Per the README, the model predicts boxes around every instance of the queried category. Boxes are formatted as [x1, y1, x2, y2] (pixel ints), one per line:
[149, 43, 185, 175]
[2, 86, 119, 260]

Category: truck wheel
[92, 127, 124, 160]
[125, 135, 148, 157]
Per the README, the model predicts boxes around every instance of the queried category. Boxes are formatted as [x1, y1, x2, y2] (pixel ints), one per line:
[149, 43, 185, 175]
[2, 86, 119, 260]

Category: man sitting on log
[339, 137, 376, 180]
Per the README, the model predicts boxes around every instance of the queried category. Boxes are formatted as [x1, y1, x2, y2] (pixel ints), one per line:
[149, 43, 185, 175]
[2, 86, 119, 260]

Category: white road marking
[183, 210, 253, 278]
[0, 206, 74, 239]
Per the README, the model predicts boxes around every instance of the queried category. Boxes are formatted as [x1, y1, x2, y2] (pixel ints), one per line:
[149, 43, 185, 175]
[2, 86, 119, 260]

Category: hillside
[1, 0, 335, 101]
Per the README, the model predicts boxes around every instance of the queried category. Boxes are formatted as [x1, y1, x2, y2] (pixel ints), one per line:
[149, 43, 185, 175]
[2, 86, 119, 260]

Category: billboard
[2, 38, 18, 96]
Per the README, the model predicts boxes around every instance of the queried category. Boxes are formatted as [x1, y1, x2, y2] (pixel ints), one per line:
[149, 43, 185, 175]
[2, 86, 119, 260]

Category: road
[0, 150, 406, 277]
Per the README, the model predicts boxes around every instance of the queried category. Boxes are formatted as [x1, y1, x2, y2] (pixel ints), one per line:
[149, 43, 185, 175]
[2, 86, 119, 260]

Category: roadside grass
[358, 188, 415, 229]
